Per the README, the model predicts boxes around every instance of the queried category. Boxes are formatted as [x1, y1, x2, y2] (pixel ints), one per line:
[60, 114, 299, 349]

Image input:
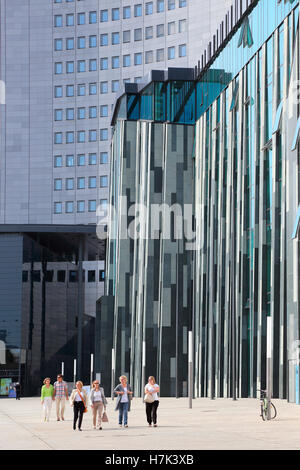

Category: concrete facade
[0, 0, 232, 318]
[0, 0, 232, 226]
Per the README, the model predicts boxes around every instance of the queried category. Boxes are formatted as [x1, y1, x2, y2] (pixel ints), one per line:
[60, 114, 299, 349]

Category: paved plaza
[1, 396, 300, 450]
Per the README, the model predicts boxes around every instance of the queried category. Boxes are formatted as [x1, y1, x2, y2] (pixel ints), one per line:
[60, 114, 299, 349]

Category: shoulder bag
[78, 390, 88, 413]
[144, 392, 155, 404]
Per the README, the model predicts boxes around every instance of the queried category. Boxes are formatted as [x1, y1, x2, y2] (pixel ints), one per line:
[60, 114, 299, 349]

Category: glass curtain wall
[194, 4, 299, 399]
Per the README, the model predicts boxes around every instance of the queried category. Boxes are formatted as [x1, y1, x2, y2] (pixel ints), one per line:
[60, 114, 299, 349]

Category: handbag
[77, 390, 88, 413]
[144, 393, 155, 404]
[102, 411, 109, 422]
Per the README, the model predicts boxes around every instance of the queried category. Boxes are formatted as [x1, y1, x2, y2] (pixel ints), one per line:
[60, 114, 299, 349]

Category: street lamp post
[188, 331, 193, 409]
[141, 340, 146, 402]
[111, 349, 115, 400]
[73, 359, 76, 388]
[266, 315, 272, 420]
[176, 251, 179, 399]
[90, 353, 94, 387]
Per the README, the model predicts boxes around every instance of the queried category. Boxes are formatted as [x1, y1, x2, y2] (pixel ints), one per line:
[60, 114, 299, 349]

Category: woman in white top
[90, 380, 107, 430]
[69, 381, 88, 431]
[144, 376, 160, 427]
[114, 375, 133, 428]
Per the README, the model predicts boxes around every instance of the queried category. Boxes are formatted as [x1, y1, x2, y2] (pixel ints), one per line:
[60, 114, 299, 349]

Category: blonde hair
[119, 375, 127, 382]
[76, 381, 83, 388]
[92, 380, 100, 389]
[43, 378, 51, 384]
[148, 376, 156, 383]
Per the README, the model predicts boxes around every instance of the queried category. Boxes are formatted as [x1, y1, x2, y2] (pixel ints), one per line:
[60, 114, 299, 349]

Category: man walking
[53, 374, 68, 421]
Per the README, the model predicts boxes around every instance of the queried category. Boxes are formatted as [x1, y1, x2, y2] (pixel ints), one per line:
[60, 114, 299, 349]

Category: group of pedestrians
[40, 374, 160, 431]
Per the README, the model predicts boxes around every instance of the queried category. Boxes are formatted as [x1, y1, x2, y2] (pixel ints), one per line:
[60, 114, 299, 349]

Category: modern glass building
[0, 226, 104, 396]
[0, 1, 230, 396]
[99, 0, 300, 401]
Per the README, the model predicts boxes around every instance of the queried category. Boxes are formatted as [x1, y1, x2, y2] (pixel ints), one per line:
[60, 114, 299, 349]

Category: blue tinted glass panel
[127, 94, 140, 120]
[196, 0, 297, 119]
[154, 82, 166, 122]
[140, 84, 154, 120]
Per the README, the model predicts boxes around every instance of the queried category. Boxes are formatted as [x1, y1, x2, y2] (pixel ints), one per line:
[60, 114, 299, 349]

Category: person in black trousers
[69, 381, 88, 431]
[14, 382, 21, 400]
[144, 376, 160, 427]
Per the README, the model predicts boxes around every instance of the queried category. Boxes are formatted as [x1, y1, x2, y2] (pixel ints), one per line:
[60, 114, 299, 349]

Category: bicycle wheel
[260, 403, 267, 421]
[270, 402, 277, 420]
[261, 402, 277, 421]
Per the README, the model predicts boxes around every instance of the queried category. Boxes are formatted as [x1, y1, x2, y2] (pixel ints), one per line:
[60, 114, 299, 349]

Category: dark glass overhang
[111, 67, 196, 126]
[0, 224, 106, 261]
[111, 0, 299, 128]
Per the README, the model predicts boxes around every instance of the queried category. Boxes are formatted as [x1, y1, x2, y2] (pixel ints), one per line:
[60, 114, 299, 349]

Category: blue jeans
[118, 401, 129, 425]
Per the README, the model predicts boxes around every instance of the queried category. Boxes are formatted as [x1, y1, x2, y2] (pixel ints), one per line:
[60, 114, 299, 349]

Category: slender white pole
[90, 353, 94, 386]
[61, 362, 64, 376]
[266, 316, 272, 420]
[142, 341, 146, 401]
[188, 331, 193, 409]
[111, 349, 115, 400]
[73, 359, 76, 387]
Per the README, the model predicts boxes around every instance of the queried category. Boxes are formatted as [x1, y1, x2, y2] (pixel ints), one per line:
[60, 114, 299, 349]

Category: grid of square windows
[54, 1, 186, 11]
[54, 198, 109, 215]
[53, 0, 188, 214]
[54, 153, 108, 168]
[54, 14, 186, 50]
[54, 41, 186, 88]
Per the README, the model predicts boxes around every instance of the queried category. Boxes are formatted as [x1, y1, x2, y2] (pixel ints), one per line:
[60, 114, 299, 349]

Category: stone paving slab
[0, 397, 300, 450]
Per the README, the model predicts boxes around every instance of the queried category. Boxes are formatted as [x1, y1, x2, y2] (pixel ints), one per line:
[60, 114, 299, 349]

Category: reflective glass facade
[0, 230, 98, 396]
[114, 78, 196, 124]
[196, 0, 299, 118]
[103, 0, 300, 401]
[193, 0, 299, 400]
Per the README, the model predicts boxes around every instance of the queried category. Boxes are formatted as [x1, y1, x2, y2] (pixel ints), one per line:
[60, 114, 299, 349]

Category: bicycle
[258, 389, 277, 421]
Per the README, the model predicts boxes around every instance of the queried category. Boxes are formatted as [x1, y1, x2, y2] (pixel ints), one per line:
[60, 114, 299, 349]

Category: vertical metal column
[176, 250, 179, 398]
[266, 316, 273, 419]
[231, 124, 237, 402]
[188, 331, 193, 408]
[41, 248, 47, 381]
[77, 235, 84, 380]
[73, 359, 76, 388]
[141, 341, 146, 401]
[111, 348, 115, 400]
[90, 353, 94, 387]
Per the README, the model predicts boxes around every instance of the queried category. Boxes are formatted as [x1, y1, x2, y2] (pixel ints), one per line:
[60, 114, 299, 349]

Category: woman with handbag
[144, 376, 160, 427]
[69, 381, 88, 431]
[90, 380, 108, 430]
